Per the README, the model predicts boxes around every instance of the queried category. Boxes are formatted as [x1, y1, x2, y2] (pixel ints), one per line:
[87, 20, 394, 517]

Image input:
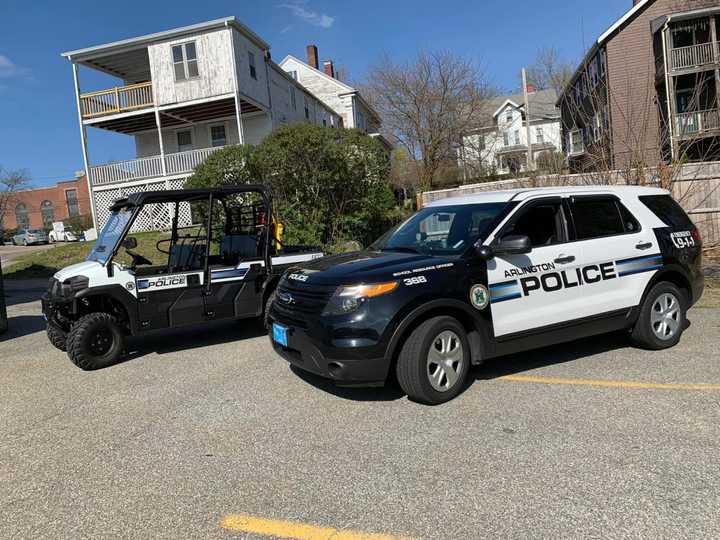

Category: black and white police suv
[42, 186, 322, 370]
[268, 186, 704, 404]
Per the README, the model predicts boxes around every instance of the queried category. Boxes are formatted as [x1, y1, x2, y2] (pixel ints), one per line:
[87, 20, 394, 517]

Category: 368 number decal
[403, 276, 427, 286]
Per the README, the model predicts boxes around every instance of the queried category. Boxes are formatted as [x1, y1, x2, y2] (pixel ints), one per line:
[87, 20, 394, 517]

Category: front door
[485, 197, 584, 337]
[136, 270, 205, 330]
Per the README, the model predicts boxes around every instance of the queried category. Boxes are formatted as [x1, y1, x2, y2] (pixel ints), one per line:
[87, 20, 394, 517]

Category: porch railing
[675, 109, 720, 139]
[80, 82, 154, 119]
[670, 42, 720, 71]
[89, 146, 228, 186]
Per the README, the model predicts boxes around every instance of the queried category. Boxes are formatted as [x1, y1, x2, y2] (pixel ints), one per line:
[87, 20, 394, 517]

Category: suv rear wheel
[66, 313, 125, 370]
[631, 282, 687, 350]
[396, 316, 470, 405]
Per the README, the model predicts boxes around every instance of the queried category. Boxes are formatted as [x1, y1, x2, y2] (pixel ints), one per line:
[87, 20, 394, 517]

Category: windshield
[86, 208, 133, 264]
[371, 203, 509, 256]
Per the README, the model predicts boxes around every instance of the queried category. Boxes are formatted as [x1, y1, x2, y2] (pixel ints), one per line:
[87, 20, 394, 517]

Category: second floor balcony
[670, 41, 720, 73]
[89, 145, 228, 186]
[80, 82, 154, 119]
[675, 109, 720, 140]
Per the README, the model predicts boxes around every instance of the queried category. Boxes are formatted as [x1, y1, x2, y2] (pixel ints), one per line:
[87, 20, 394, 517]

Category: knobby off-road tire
[262, 290, 277, 331]
[631, 281, 687, 350]
[46, 323, 68, 352]
[396, 316, 471, 405]
[66, 313, 125, 370]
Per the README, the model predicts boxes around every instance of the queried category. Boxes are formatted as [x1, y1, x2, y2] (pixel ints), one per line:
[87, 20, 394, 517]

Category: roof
[267, 61, 341, 121]
[424, 185, 669, 207]
[109, 185, 270, 211]
[62, 17, 270, 61]
[478, 88, 560, 128]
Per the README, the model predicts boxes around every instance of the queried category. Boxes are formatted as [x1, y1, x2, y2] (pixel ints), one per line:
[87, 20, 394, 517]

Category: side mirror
[122, 237, 138, 250]
[495, 235, 531, 255]
[475, 244, 495, 261]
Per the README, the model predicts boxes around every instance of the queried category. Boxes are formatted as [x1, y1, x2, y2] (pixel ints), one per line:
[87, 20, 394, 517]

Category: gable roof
[481, 88, 559, 126]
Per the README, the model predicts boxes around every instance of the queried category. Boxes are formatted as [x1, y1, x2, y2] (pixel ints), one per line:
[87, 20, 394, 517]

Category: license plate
[272, 323, 288, 347]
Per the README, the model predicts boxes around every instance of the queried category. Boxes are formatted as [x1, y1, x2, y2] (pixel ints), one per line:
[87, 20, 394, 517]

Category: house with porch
[62, 17, 341, 231]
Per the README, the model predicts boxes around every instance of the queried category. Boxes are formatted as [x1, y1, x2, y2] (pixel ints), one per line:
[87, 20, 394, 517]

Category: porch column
[226, 24, 245, 144]
[155, 109, 168, 185]
[71, 60, 98, 231]
[710, 17, 720, 117]
[662, 26, 679, 161]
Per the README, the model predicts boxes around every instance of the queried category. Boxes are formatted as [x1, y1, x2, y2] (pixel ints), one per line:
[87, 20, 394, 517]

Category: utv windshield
[86, 208, 133, 264]
[371, 203, 509, 256]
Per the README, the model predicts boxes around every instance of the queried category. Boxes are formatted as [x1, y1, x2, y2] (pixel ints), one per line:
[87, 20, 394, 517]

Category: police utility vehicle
[42, 186, 322, 369]
[269, 186, 704, 404]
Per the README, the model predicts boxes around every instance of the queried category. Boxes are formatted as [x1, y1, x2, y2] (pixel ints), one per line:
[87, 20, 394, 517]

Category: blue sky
[0, 0, 634, 187]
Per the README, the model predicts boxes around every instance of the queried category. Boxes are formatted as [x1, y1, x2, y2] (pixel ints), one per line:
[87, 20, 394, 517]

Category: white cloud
[0, 54, 29, 79]
[278, 1, 335, 29]
[280, 24, 294, 34]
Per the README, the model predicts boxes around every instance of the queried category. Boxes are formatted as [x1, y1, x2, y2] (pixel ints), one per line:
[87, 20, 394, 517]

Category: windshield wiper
[381, 246, 421, 254]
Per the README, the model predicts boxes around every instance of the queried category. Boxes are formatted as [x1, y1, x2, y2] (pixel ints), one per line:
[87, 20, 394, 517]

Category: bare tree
[0, 167, 31, 230]
[526, 47, 575, 96]
[362, 51, 495, 190]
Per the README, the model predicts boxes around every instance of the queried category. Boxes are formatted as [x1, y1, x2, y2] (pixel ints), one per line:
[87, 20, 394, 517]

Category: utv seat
[220, 235, 258, 263]
[169, 244, 206, 270]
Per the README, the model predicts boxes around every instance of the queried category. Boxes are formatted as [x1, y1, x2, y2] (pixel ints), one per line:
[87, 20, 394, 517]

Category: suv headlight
[322, 281, 398, 316]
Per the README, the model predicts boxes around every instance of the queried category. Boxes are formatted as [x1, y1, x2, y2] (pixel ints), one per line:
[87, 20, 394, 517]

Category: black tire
[631, 282, 687, 350]
[46, 323, 68, 352]
[396, 316, 471, 405]
[66, 313, 125, 370]
[262, 289, 277, 331]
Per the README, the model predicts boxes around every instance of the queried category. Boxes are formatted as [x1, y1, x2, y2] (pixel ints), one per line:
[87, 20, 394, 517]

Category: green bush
[186, 125, 395, 249]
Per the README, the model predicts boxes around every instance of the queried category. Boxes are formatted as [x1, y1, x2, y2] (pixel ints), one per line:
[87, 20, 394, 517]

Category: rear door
[566, 195, 659, 314]
[486, 197, 584, 337]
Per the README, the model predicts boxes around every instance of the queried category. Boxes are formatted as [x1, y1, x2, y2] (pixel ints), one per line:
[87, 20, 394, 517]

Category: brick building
[1, 174, 91, 231]
[559, 0, 720, 172]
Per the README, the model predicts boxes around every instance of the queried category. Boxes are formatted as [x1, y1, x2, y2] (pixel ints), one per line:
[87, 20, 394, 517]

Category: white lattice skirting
[93, 177, 194, 233]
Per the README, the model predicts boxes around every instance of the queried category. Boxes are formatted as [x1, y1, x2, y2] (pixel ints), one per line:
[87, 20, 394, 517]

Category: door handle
[554, 255, 575, 264]
[635, 242, 653, 250]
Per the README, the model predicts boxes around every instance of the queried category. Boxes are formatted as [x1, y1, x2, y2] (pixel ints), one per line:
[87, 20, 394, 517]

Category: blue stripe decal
[491, 292, 523, 303]
[137, 280, 149, 290]
[490, 280, 518, 290]
[211, 268, 249, 279]
[618, 264, 663, 277]
[616, 254, 662, 266]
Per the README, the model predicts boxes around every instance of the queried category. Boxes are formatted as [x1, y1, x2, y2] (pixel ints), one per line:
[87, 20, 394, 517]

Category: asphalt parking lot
[1, 281, 719, 539]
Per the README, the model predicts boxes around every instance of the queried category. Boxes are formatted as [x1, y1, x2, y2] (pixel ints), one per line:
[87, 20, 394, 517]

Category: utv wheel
[631, 282, 687, 350]
[66, 313, 125, 370]
[396, 316, 470, 405]
[46, 323, 68, 352]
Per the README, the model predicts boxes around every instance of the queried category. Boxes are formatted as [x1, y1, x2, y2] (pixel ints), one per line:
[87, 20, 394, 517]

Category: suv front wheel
[631, 282, 687, 350]
[396, 316, 470, 405]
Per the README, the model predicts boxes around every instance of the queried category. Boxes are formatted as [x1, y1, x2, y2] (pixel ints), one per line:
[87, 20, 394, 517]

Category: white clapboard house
[63, 17, 342, 231]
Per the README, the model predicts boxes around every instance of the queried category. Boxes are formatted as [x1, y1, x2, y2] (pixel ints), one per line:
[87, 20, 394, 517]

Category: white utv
[42, 185, 322, 369]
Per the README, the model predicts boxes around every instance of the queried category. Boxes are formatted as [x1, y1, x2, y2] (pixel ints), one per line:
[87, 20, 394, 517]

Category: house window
[177, 130, 193, 152]
[503, 132, 510, 146]
[323, 118, 327, 127]
[304, 96, 309, 119]
[506, 111, 513, 124]
[172, 42, 199, 81]
[41, 201, 54, 229]
[514, 130, 521, 145]
[570, 130, 584, 155]
[210, 125, 226, 147]
[289, 70, 298, 80]
[15, 203, 29, 230]
[248, 51, 257, 80]
[478, 135, 486, 151]
[536, 127, 544, 144]
[65, 190, 79, 217]
[290, 87, 296, 110]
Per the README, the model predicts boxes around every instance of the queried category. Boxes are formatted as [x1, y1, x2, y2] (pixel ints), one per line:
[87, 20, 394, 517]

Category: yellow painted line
[220, 514, 413, 540]
[498, 374, 720, 391]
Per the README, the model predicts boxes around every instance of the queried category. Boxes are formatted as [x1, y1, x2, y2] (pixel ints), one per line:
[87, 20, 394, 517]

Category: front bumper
[268, 313, 391, 386]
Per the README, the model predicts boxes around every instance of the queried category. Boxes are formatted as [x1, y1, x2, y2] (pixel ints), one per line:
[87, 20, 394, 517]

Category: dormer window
[173, 42, 199, 81]
[506, 111, 513, 124]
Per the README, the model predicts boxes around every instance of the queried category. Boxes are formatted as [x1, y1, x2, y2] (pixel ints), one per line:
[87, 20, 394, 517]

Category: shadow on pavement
[289, 365, 405, 402]
[3, 280, 48, 307]
[0, 315, 47, 341]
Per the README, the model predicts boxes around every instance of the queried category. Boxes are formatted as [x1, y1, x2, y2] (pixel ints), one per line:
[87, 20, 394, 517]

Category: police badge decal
[470, 284, 490, 310]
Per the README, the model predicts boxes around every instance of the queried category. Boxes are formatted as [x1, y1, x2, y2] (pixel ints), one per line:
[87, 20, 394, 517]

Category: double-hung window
[210, 125, 226, 147]
[536, 127, 544, 144]
[172, 42, 199, 81]
[177, 130, 193, 152]
[248, 51, 257, 80]
[290, 87, 296, 110]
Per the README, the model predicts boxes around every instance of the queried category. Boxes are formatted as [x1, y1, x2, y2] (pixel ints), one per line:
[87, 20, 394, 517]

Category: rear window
[571, 198, 636, 240]
[639, 195, 694, 229]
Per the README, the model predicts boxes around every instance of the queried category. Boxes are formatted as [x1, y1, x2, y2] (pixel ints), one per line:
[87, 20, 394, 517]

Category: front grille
[273, 280, 335, 322]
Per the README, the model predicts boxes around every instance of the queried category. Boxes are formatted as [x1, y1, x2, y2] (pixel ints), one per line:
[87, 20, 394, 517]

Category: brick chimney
[526, 83, 537, 94]
[306, 45, 319, 69]
[323, 60, 335, 78]
[633, 0, 642, 4]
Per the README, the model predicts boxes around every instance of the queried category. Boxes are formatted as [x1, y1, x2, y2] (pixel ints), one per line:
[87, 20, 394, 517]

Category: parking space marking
[220, 514, 413, 540]
[498, 374, 720, 391]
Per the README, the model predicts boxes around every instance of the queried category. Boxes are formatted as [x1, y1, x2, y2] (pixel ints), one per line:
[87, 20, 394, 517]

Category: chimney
[306, 45, 319, 69]
[323, 60, 335, 78]
[633, 0, 642, 4]
[526, 83, 537, 94]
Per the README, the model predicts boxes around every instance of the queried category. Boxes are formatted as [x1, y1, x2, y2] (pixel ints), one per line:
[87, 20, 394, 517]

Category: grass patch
[5, 231, 171, 280]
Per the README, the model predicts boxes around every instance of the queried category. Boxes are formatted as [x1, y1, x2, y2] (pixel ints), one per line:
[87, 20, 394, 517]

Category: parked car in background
[1, 229, 17, 245]
[49, 229, 79, 243]
[12, 229, 49, 246]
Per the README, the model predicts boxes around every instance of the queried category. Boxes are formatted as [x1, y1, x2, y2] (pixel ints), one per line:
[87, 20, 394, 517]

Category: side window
[571, 198, 626, 240]
[172, 42, 199, 81]
[503, 201, 565, 248]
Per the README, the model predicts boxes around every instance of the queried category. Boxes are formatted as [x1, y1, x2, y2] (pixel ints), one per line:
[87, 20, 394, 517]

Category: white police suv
[269, 186, 704, 404]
